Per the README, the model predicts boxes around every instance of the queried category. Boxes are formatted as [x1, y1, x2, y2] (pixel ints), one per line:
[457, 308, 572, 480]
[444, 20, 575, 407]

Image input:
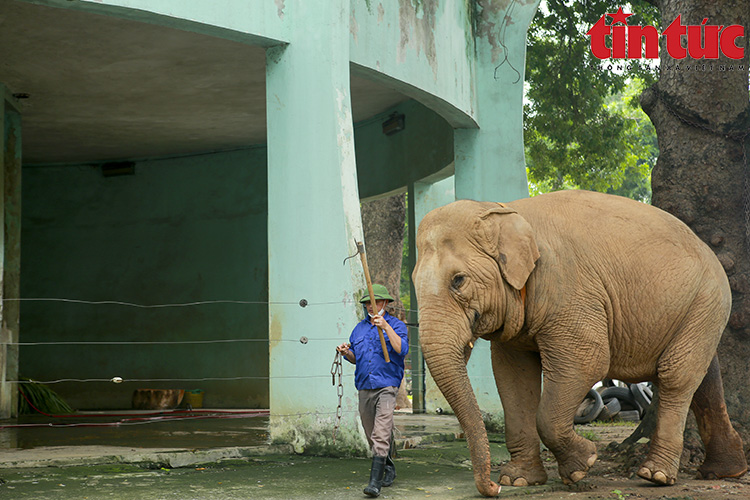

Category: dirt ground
[486, 423, 750, 500]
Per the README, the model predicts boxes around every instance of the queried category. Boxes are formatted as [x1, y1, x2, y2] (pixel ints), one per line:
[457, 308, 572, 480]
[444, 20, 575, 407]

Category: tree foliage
[524, 0, 659, 202]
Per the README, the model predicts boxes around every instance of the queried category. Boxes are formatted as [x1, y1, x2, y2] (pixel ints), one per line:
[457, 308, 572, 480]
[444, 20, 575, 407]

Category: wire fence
[1, 296, 420, 315]
[0, 294, 442, 387]
[0, 292, 486, 432]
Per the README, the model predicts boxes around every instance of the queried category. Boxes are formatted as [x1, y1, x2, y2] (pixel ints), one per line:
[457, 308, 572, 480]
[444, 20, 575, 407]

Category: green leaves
[525, 0, 659, 202]
[19, 379, 74, 415]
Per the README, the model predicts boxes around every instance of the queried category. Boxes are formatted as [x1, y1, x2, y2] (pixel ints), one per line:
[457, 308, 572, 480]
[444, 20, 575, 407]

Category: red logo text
[587, 7, 745, 60]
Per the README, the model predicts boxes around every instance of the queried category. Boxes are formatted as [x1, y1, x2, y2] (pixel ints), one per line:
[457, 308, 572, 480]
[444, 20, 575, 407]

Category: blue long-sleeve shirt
[348, 312, 409, 390]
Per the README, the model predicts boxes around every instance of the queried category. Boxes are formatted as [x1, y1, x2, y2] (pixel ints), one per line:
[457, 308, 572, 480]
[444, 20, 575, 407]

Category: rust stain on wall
[269, 312, 283, 356]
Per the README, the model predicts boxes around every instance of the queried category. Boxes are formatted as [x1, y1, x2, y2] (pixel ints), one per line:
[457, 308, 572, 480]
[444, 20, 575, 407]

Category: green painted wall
[20, 148, 269, 409]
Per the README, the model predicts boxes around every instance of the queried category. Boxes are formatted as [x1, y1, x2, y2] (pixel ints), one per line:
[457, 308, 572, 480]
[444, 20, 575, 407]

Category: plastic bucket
[184, 389, 204, 408]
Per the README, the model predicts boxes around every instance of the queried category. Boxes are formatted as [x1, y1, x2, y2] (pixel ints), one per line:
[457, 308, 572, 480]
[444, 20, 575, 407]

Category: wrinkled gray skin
[413, 190, 747, 497]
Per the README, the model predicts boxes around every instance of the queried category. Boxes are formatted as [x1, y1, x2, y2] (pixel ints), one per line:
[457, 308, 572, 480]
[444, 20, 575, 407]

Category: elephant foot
[636, 460, 677, 485]
[697, 429, 748, 480]
[498, 460, 547, 487]
[696, 457, 748, 480]
[556, 436, 597, 484]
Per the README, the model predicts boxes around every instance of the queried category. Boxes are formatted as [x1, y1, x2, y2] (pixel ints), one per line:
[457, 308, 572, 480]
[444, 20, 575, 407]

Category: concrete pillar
[266, 1, 366, 453]
[409, 173, 505, 414]
[0, 85, 22, 419]
[454, 0, 540, 202]
[408, 175, 455, 413]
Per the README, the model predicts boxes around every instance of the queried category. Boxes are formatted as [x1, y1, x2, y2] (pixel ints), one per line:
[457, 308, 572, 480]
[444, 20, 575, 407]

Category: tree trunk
[361, 193, 407, 319]
[640, 0, 750, 439]
[361, 192, 411, 409]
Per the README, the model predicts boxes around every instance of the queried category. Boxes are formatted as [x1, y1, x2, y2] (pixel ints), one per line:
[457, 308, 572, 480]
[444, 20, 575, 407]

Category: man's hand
[337, 342, 355, 363]
[370, 314, 387, 329]
[372, 315, 402, 354]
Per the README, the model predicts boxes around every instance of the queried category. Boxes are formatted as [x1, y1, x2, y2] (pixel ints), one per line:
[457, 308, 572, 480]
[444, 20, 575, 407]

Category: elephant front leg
[536, 332, 608, 484]
[491, 344, 547, 487]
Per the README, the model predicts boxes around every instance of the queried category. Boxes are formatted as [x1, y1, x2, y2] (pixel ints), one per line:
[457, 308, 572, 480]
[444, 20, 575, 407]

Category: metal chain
[655, 88, 750, 249]
[330, 350, 344, 443]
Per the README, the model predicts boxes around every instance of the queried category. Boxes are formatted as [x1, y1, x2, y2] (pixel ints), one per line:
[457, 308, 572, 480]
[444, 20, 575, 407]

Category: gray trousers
[358, 386, 397, 457]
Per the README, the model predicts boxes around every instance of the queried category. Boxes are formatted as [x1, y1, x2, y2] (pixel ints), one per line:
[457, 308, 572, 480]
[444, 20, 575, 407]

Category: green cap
[359, 283, 394, 303]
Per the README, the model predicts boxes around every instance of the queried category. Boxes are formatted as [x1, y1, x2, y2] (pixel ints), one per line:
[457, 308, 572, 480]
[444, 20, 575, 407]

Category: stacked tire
[574, 382, 653, 424]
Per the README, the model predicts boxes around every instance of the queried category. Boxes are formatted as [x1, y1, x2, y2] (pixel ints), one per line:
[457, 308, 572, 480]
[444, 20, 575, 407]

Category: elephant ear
[478, 205, 540, 290]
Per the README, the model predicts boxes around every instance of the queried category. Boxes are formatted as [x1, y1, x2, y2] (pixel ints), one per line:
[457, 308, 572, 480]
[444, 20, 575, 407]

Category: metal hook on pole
[342, 248, 360, 266]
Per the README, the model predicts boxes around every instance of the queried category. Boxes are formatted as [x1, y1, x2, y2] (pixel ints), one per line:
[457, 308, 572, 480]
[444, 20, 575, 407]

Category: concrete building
[0, 0, 539, 452]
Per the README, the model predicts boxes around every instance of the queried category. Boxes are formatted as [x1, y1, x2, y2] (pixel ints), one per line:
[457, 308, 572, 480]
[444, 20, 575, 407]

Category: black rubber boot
[382, 453, 396, 487]
[363, 455, 386, 497]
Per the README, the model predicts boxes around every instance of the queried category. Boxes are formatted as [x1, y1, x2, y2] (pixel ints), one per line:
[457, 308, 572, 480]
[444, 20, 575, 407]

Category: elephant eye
[451, 274, 466, 290]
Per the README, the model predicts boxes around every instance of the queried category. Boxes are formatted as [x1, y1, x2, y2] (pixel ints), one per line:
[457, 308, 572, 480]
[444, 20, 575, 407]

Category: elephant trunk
[420, 318, 500, 497]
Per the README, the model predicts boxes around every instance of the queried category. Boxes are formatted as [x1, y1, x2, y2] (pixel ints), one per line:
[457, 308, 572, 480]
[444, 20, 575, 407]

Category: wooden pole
[356, 241, 390, 363]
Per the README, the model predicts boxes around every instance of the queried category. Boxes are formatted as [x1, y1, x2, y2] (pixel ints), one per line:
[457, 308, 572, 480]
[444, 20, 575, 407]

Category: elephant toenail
[570, 471, 586, 483]
[512, 478, 528, 487]
[653, 471, 667, 484]
[637, 467, 652, 480]
[499, 476, 512, 486]
[587, 454, 598, 467]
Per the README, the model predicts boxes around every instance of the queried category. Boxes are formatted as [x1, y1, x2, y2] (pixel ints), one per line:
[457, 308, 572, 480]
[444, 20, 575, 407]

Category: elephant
[412, 189, 747, 497]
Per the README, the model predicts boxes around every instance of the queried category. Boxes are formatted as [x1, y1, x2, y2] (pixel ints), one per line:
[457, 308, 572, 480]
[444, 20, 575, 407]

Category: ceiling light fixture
[382, 112, 405, 136]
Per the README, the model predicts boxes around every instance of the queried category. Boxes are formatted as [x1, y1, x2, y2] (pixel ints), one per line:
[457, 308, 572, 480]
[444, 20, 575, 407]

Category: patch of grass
[611, 489, 628, 500]
[589, 420, 638, 428]
[576, 429, 599, 441]
[482, 412, 504, 434]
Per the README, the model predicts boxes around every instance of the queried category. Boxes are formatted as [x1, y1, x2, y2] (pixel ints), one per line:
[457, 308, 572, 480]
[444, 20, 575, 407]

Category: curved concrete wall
[350, 0, 477, 128]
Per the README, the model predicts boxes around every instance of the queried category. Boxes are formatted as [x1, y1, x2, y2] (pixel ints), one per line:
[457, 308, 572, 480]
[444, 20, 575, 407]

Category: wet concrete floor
[0, 453, 491, 500]
[0, 411, 505, 499]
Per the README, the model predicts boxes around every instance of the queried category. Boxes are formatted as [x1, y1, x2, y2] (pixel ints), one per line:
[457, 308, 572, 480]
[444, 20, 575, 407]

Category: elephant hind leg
[636, 386, 689, 485]
[638, 317, 723, 486]
[691, 354, 747, 480]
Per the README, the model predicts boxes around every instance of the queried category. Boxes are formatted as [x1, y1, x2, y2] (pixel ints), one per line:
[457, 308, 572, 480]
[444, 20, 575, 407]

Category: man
[337, 284, 409, 498]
